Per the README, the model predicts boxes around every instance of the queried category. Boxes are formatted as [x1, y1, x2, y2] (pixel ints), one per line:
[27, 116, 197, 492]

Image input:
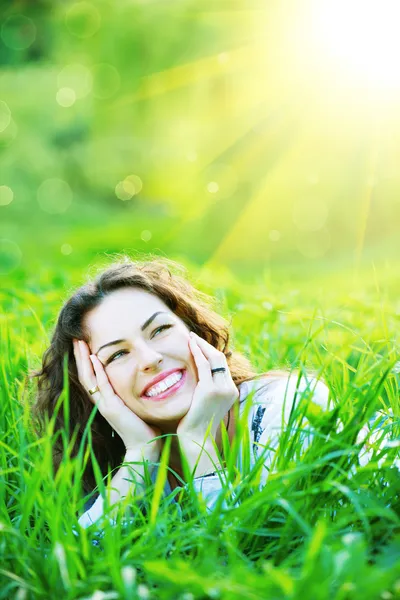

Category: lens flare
[313, 0, 400, 88]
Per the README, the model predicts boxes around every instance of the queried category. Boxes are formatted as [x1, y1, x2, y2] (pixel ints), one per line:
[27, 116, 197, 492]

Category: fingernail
[89, 354, 95, 362]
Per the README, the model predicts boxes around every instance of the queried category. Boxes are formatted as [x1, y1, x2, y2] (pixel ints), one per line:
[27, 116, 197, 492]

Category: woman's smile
[141, 369, 187, 401]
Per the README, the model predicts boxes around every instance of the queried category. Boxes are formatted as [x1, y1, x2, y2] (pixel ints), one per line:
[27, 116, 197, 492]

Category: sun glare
[314, 0, 400, 88]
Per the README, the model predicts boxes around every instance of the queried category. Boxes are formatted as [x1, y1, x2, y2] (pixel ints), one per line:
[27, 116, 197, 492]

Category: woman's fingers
[188, 335, 213, 384]
[189, 334, 237, 401]
[89, 354, 117, 404]
[73, 339, 85, 382]
[73, 340, 99, 404]
[89, 353, 140, 436]
[78, 341, 96, 386]
[189, 333, 228, 377]
[72, 341, 159, 451]
[191, 332, 227, 366]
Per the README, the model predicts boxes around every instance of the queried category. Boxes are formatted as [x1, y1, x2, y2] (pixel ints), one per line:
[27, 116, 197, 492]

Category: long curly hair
[33, 256, 263, 494]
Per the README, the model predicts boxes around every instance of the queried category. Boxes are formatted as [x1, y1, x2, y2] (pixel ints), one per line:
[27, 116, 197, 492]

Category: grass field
[1, 252, 399, 600]
[1, 1, 400, 594]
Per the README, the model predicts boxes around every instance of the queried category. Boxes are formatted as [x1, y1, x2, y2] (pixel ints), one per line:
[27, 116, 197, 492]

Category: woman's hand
[177, 332, 239, 441]
[73, 340, 161, 457]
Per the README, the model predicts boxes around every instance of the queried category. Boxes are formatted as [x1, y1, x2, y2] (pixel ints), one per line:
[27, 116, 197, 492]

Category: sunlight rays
[108, 0, 400, 268]
[115, 45, 254, 106]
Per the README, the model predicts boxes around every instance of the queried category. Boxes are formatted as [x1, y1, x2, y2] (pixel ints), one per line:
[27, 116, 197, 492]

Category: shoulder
[239, 372, 330, 417]
[239, 373, 331, 473]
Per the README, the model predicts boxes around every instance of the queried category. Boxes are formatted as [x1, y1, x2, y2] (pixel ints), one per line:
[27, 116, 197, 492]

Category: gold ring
[89, 385, 100, 395]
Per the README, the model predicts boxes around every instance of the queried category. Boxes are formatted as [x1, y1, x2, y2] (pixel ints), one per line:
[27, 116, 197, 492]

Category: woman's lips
[142, 369, 187, 401]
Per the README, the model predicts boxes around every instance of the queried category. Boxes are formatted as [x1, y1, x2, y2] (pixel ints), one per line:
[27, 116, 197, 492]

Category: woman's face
[83, 288, 198, 428]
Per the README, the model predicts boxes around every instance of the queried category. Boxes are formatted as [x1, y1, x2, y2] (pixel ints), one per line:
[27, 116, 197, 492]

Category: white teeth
[145, 371, 183, 397]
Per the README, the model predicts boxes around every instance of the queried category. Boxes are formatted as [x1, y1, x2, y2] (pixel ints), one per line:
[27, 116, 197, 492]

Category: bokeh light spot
[0, 186, 13, 206]
[57, 64, 92, 99]
[0, 239, 22, 274]
[140, 230, 152, 242]
[56, 87, 76, 107]
[204, 164, 238, 199]
[0, 101, 11, 133]
[207, 182, 219, 194]
[292, 198, 329, 232]
[269, 230, 281, 242]
[1, 15, 36, 50]
[0, 118, 17, 147]
[37, 179, 73, 214]
[115, 181, 133, 201]
[61, 243, 73, 255]
[115, 175, 143, 201]
[65, 2, 101, 39]
[125, 174, 143, 195]
[92, 63, 120, 99]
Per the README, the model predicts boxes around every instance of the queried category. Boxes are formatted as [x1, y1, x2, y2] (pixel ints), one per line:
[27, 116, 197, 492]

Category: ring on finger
[88, 385, 100, 395]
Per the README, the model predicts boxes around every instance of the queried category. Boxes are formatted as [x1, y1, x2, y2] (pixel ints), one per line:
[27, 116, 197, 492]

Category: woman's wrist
[124, 442, 160, 462]
[177, 422, 219, 442]
[178, 435, 222, 477]
[121, 445, 160, 495]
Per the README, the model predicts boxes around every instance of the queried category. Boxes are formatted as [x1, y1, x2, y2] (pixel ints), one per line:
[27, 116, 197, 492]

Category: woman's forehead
[84, 288, 172, 338]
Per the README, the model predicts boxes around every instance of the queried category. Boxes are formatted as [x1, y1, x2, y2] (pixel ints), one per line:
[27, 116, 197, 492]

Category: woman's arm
[177, 435, 223, 477]
[73, 340, 162, 528]
[78, 446, 159, 529]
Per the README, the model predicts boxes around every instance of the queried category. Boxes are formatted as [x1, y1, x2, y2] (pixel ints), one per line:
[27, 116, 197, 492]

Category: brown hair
[33, 256, 266, 494]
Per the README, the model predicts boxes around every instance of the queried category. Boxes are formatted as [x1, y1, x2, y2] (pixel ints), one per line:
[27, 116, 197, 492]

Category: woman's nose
[136, 343, 163, 372]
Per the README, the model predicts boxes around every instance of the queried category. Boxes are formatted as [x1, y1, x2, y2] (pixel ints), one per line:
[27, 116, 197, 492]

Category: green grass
[1, 259, 399, 600]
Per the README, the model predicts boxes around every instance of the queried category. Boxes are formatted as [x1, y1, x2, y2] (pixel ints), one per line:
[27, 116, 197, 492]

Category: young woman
[34, 257, 329, 529]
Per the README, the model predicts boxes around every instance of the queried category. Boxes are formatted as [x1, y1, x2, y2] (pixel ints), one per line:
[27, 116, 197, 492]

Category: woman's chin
[164, 402, 191, 422]
[140, 401, 190, 426]
[126, 388, 194, 429]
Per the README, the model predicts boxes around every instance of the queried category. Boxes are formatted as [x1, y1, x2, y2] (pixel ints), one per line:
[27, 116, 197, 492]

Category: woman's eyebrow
[96, 339, 125, 354]
[140, 310, 168, 332]
[96, 311, 169, 354]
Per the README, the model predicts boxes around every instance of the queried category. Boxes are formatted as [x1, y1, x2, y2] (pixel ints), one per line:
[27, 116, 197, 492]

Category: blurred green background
[1, 0, 399, 288]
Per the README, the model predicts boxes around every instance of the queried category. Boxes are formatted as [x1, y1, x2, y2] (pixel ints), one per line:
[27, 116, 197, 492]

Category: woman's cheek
[105, 364, 128, 397]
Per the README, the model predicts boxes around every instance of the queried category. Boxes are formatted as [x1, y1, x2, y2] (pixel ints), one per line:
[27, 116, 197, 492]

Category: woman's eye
[106, 325, 172, 364]
[152, 324, 172, 338]
[107, 350, 128, 364]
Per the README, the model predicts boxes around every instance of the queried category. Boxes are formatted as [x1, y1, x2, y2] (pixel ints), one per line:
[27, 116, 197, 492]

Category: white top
[184, 373, 330, 510]
[78, 373, 330, 530]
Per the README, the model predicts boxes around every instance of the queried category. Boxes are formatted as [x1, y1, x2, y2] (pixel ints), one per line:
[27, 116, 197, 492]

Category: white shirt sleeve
[78, 503, 104, 529]
[76, 494, 119, 537]
[250, 373, 330, 483]
[355, 410, 399, 470]
[190, 471, 233, 512]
